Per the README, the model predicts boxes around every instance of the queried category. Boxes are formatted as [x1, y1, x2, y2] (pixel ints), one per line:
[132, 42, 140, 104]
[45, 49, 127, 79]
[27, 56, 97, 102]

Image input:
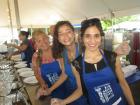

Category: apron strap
[63, 43, 79, 63]
[82, 49, 110, 74]
[76, 43, 80, 57]
[99, 49, 110, 67]
[63, 44, 79, 73]
[82, 53, 86, 74]
[57, 59, 65, 73]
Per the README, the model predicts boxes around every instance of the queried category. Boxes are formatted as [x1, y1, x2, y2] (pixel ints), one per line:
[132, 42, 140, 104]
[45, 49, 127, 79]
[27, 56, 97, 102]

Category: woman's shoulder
[32, 52, 39, 67]
[20, 39, 29, 46]
[23, 38, 29, 43]
[32, 52, 38, 61]
[56, 57, 64, 64]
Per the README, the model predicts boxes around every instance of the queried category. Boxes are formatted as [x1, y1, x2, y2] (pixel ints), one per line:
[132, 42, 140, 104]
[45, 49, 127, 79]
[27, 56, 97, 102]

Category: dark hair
[80, 18, 104, 37]
[52, 21, 74, 59]
[19, 31, 30, 38]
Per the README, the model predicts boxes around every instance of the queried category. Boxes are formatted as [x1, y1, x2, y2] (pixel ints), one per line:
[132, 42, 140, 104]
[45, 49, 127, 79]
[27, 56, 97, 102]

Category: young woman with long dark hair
[71, 18, 135, 105]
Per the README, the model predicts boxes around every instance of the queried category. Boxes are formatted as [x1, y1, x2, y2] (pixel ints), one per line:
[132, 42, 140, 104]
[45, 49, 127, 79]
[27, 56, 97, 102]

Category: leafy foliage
[101, 16, 136, 30]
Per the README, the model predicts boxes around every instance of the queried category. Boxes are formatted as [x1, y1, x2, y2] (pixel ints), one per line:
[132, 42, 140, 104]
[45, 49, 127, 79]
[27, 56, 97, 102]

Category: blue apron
[82, 50, 127, 105]
[64, 44, 88, 105]
[40, 60, 67, 99]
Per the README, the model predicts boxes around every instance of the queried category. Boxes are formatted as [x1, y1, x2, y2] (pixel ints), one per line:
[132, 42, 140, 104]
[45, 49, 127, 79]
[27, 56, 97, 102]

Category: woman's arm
[115, 56, 135, 105]
[6, 43, 28, 58]
[6, 43, 28, 52]
[51, 65, 83, 105]
[13, 44, 28, 52]
[47, 58, 68, 94]
[32, 53, 47, 89]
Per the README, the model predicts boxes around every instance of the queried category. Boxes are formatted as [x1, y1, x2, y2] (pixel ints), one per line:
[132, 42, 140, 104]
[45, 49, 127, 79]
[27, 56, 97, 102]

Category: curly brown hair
[52, 21, 74, 59]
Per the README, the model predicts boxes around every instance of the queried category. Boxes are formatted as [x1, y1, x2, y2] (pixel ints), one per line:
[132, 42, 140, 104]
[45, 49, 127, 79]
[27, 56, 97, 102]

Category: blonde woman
[32, 30, 67, 99]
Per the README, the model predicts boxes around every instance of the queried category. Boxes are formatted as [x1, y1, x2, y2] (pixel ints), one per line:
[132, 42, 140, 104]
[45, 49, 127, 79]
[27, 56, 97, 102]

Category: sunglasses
[81, 18, 101, 26]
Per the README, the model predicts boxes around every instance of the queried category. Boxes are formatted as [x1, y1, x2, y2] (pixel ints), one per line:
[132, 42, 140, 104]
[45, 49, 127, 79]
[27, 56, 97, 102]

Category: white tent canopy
[1, 0, 140, 28]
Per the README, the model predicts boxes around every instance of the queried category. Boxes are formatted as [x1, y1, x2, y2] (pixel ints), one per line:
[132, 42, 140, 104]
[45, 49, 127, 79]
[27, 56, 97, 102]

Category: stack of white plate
[0, 44, 8, 53]
[122, 65, 137, 77]
[17, 67, 32, 74]
[19, 71, 34, 78]
[11, 55, 22, 61]
[23, 76, 38, 85]
[17, 67, 38, 85]
[14, 63, 27, 68]
[15, 61, 27, 64]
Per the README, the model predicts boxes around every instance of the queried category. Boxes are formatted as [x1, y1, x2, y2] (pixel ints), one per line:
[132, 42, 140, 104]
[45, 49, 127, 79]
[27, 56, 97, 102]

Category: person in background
[6, 31, 34, 67]
[29, 33, 36, 51]
[32, 30, 67, 99]
[48, 25, 55, 45]
[70, 18, 134, 105]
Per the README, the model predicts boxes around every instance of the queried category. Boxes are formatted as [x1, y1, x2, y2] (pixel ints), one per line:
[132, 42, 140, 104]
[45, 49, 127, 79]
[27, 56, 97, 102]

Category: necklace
[85, 50, 102, 64]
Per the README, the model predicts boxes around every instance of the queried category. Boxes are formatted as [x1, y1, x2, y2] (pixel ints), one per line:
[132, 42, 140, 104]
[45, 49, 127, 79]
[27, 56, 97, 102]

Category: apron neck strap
[63, 43, 79, 63]
[82, 49, 109, 74]
[99, 49, 109, 67]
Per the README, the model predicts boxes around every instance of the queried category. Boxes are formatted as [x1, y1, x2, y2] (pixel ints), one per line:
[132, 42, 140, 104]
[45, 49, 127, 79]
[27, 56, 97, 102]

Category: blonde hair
[32, 30, 48, 67]
[32, 30, 48, 42]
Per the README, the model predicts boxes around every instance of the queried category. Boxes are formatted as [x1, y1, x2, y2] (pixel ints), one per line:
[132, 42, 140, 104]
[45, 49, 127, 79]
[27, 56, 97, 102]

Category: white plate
[122, 65, 137, 77]
[15, 61, 27, 64]
[14, 63, 27, 68]
[23, 76, 38, 85]
[17, 68, 32, 73]
[19, 71, 34, 78]
[11, 54, 21, 59]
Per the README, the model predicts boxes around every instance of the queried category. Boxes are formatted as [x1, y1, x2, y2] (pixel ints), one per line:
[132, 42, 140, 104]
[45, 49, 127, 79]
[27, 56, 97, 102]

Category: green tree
[101, 16, 136, 31]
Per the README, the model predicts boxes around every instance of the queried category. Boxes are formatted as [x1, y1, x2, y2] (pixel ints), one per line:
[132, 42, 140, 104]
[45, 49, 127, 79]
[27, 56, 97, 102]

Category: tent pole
[7, 0, 14, 39]
[14, 0, 21, 32]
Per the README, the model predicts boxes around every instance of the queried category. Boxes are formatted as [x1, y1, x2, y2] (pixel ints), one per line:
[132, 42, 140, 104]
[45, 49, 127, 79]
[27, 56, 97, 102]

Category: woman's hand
[51, 98, 66, 105]
[36, 88, 45, 99]
[115, 41, 131, 56]
[41, 83, 48, 90]
[36, 87, 52, 99]
[45, 88, 52, 96]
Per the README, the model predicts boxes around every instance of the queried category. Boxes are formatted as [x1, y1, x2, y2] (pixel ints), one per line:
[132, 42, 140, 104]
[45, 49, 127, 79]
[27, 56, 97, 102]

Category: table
[24, 84, 51, 105]
[0, 59, 50, 105]
[126, 70, 140, 105]
[126, 70, 140, 84]
[16, 70, 51, 105]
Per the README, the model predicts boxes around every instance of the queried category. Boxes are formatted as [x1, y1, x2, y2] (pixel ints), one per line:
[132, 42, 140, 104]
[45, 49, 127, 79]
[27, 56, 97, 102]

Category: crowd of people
[6, 18, 135, 105]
